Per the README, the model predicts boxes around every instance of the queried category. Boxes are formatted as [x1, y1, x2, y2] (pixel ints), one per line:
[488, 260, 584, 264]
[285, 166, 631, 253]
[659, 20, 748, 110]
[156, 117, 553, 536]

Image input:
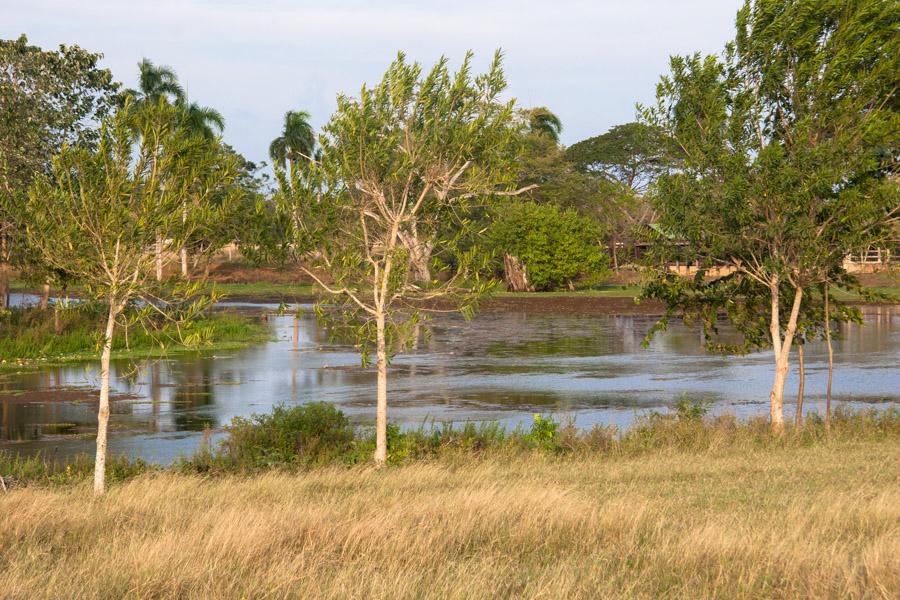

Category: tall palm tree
[125, 59, 187, 281]
[524, 107, 563, 143]
[126, 58, 186, 105]
[269, 110, 316, 170]
[178, 102, 225, 277]
[181, 101, 225, 141]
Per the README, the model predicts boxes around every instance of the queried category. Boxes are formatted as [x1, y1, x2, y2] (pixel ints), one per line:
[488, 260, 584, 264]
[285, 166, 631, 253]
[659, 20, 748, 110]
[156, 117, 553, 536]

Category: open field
[1, 414, 898, 599]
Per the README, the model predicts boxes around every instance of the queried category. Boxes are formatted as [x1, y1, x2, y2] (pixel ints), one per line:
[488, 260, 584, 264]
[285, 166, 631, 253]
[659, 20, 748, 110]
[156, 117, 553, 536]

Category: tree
[126, 58, 185, 105]
[269, 110, 316, 170]
[0, 35, 119, 307]
[20, 100, 240, 494]
[488, 201, 608, 291]
[178, 101, 226, 277]
[523, 106, 563, 143]
[566, 122, 675, 269]
[491, 109, 609, 287]
[280, 51, 521, 465]
[641, 0, 899, 429]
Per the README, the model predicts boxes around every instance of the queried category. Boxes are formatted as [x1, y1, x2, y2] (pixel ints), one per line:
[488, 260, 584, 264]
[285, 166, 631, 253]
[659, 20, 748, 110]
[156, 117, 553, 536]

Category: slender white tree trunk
[155, 236, 164, 281]
[374, 310, 388, 465]
[180, 203, 189, 278]
[94, 300, 119, 495]
[39, 281, 50, 311]
[768, 279, 803, 431]
[824, 287, 833, 426]
[795, 343, 805, 427]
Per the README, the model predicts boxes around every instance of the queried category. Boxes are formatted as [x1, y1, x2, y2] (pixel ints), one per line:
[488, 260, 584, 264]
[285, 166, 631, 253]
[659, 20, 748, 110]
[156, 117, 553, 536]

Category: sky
[4, 0, 743, 166]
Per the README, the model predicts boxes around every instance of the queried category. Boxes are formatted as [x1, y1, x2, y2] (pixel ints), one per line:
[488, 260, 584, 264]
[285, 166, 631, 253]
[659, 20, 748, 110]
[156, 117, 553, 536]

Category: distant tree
[566, 122, 672, 193]
[523, 107, 563, 143]
[280, 51, 521, 465]
[0, 35, 119, 306]
[566, 122, 676, 270]
[125, 58, 185, 105]
[269, 110, 316, 171]
[177, 102, 226, 277]
[21, 100, 240, 494]
[125, 59, 228, 280]
[488, 201, 608, 291]
[641, 0, 899, 429]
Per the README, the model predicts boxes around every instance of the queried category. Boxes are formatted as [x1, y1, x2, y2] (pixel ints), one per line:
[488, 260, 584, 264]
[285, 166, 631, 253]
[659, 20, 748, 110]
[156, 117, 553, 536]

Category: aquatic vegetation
[0, 305, 269, 364]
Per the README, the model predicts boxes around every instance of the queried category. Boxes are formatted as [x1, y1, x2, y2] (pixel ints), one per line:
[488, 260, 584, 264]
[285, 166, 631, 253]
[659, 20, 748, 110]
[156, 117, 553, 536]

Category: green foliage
[640, 0, 899, 362]
[0, 34, 120, 282]
[0, 34, 119, 195]
[566, 122, 674, 193]
[22, 99, 240, 308]
[0, 305, 266, 362]
[522, 106, 563, 143]
[672, 396, 711, 420]
[269, 110, 316, 169]
[199, 403, 356, 470]
[171, 405, 900, 475]
[525, 414, 561, 450]
[488, 201, 609, 290]
[278, 51, 519, 362]
[0, 451, 150, 488]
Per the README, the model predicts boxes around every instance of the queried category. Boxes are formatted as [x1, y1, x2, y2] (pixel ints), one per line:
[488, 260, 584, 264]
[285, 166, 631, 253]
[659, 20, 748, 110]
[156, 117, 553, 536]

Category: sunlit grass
[2, 428, 896, 599]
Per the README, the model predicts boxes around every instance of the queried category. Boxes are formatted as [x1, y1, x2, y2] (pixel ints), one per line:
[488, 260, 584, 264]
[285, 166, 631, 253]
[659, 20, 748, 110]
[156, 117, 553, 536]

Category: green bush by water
[4, 404, 897, 487]
[178, 402, 900, 475]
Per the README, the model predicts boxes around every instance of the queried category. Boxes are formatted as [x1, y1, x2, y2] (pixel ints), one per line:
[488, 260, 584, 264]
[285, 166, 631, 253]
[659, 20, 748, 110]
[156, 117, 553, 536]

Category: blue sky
[4, 0, 742, 165]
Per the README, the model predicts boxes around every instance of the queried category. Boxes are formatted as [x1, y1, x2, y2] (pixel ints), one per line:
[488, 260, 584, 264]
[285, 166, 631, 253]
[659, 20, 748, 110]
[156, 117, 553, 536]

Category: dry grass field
[1, 437, 897, 599]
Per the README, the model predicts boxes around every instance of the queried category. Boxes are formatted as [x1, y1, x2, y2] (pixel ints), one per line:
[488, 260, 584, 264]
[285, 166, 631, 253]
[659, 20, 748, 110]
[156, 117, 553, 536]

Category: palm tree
[178, 102, 226, 277]
[125, 59, 187, 281]
[181, 102, 225, 141]
[126, 58, 185, 105]
[524, 107, 563, 143]
[127, 59, 228, 279]
[269, 110, 316, 170]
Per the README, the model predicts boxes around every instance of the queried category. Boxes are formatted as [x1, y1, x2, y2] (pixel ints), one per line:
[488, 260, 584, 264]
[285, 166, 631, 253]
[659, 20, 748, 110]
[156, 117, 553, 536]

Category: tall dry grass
[1, 438, 897, 599]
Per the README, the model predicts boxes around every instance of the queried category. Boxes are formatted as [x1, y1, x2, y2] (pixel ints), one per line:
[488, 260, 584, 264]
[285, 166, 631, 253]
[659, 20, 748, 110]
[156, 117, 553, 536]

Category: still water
[1, 301, 897, 464]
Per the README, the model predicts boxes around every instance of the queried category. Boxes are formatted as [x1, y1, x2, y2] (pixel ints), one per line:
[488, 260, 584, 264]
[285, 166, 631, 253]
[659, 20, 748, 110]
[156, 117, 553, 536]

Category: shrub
[488, 201, 609, 290]
[213, 402, 355, 470]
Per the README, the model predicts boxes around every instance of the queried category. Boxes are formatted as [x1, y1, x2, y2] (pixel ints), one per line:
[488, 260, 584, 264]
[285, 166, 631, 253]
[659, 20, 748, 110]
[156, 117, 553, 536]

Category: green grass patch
[0, 305, 271, 365]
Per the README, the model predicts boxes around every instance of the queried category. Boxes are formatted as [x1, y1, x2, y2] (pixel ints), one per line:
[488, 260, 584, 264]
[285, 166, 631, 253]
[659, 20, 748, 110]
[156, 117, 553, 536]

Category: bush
[488, 201, 609, 290]
[208, 402, 355, 470]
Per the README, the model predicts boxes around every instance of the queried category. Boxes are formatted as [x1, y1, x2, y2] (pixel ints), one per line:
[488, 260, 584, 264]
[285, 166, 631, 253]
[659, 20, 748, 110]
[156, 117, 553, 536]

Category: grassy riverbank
[1, 424, 897, 598]
[0, 306, 270, 366]
[1, 409, 898, 598]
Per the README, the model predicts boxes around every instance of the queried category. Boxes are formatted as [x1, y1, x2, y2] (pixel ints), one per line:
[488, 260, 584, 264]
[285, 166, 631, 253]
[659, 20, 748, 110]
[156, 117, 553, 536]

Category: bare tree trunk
[824, 286, 833, 427]
[39, 281, 50, 310]
[398, 226, 433, 284]
[769, 280, 803, 431]
[0, 263, 10, 310]
[503, 254, 531, 292]
[293, 316, 300, 350]
[155, 236, 164, 281]
[795, 342, 805, 427]
[180, 204, 189, 278]
[94, 300, 119, 496]
[374, 310, 388, 466]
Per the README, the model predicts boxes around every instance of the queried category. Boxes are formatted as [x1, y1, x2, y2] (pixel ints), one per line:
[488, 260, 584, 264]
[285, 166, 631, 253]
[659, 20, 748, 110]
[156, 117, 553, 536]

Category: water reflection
[1, 303, 897, 464]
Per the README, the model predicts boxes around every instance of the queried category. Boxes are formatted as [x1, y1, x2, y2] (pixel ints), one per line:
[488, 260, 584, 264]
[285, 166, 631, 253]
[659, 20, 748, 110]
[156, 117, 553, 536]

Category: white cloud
[2, 0, 741, 164]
